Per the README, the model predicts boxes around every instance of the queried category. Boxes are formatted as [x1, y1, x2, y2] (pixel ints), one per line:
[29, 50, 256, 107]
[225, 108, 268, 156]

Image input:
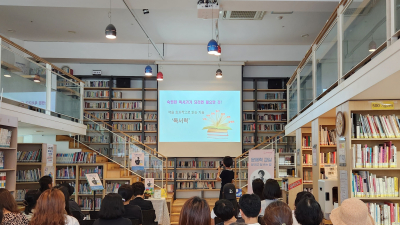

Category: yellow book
[395, 177, 399, 197]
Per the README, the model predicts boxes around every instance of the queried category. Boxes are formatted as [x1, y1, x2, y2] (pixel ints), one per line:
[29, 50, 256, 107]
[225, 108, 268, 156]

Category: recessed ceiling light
[35, 130, 44, 133]
[7, 29, 15, 33]
[68, 31, 76, 34]
[4, 74, 11, 78]
[301, 34, 309, 38]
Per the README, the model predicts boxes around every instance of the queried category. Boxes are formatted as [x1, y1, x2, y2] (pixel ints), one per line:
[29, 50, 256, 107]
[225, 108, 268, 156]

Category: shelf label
[338, 137, 346, 167]
[371, 101, 394, 110]
[288, 179, 302, 190]
[46, 144, 54, 166]
[312, 144, 317, 166]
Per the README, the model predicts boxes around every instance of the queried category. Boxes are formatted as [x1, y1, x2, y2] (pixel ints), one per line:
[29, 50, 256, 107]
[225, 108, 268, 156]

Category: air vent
[222, 11, 266, 20]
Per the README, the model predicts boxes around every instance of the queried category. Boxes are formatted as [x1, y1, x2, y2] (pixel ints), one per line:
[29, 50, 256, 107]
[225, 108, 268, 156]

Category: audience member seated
[211, 183, 240, 224]
[131, 182, 155, 211]
[179, 196, 211, 225]
[38, 175, 53, 193]
[262, 179, 282, 214]
[0, 189, 28, 225]
[55, 185, 72, 215]
[22, 190, 41, 221]
[294, 198, 323, 225]
[292, 192, 315, 225]
[252, 179, 266, 216]
[93, 193, 132, 225]
[118, 184, 143, 224]
[213, 199, 238, 225]
[239, 194, 261, 225]
[60, 183, 84, 219]
[330, 198, 374, 225]
[263, 201, 292, 225]
[30, 189, 79, 225]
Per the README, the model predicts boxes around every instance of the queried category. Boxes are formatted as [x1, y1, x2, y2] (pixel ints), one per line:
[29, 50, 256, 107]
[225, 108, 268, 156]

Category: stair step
[171, 222, 179, 225]
[170, 213, 180, 222]
[56, 135, 71, 142]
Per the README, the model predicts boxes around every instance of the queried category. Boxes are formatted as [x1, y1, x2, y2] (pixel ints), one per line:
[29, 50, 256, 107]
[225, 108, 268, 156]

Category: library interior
[0, 0, 399, 224]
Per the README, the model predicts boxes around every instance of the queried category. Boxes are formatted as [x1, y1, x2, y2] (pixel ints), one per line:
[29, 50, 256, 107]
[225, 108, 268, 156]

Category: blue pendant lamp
[208, 39, 218, 55]
[145, 39, 153, 76]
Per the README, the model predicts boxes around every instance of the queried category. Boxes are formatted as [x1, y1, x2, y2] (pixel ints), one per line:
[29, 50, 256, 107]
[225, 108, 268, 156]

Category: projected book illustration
[203, 111, 233, 139]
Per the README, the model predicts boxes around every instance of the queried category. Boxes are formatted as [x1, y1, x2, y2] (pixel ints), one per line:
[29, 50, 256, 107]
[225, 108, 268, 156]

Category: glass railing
[0, 40, 83, 122]
[288, 78, 298, 120]
[299, 57, 313, 110]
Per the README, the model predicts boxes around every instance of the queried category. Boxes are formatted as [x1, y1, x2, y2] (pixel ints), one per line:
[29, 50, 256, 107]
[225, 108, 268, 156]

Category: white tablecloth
[147, 198, 170, 225]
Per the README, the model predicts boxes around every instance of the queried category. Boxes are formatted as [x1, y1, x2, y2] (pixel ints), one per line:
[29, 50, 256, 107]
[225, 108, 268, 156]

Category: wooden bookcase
[297, 127, 313, 189]
[282, 177, 304, 210]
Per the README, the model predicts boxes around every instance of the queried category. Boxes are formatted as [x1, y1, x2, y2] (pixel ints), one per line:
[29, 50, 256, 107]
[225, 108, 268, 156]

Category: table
[147, 198, 170, 225]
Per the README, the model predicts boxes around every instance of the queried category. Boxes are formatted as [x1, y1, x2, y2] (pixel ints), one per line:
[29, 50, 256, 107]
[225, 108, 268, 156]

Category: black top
[123, 203, 143, 224]
[93, 217, 131, 225]
[220, 170, 235, 187]
[130, 197, 154, 211]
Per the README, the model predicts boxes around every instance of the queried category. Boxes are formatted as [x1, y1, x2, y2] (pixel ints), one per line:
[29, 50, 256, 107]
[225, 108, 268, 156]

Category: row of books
[106, 182, 127, 194]
[236, 172, 248, 179]
[278, 168, 295, 177]
[17, 169, 41, 182]
[112, 91, 123, 98]
[257, 103, 287, 110]
[143, 158, 163, 168]
[144, 113, 157, 120]
[57, 167, 75, 179]
[243, 124, 255, 131]
[85, 81, 109, 88]
[257, 136, 287, 143]
[352, 114, 400, 139]
[113, 123, 142, 132]
[278, 148, 295, 153]
[83, 136, 109, 143]
[144, 172, 174, 179]
[366, 202, 400, 225]
[79, 197, 102, 210]
[79, 183, 102, 195]
[352, 171, 399, 198]
[16, 189, 29, 201]
[0, 128, 12, 147]
[176, 181, 216, 190]
[303, 154, 312, 165]
[85, 102, 109, 109]
[167, 161, 175, 168]
[113, 112, 142, 120]
[278, 155, 294, 165]
[243, 113, 255, 121]
[0, 152, 3, 169]
[144, 136, 157, 144]
[17, 150, 42, 162]
[144, 124, 157, 131]
[113, 102, 142, 110]
[177, 161, 220, 168]
[353, 143, 397, 168]
[243, 136, 255, 144]
[176, 172, 218, 180]
[258, 114, 287, 122]
[258, 124, 285, 131]
[87, 124, 106, 131]
[85, 112, 109, 120]
[84, 90, 110, 98]
[80, 167, 103, 179]
[56, 152, 97, 164]
[321, 152, 337, 165]
[265, 93, 286, 100]
[0, 172, 5, 188]
[303, 171, 313, 182]
[320, 126, 336, 145]
[302, 136, 312, 149]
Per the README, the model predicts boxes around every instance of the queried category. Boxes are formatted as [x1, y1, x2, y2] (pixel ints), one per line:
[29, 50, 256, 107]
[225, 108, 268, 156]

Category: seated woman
[213, 199, 238, 225]
[0, 189, 29, 225]
[294, 197, 323, 225]
[22, 190, 41, 221]
[93, 193, 132, 225]
[179, 196, 211, 225]
[118, 184, 142, 224]
[263, 201, 293, 225]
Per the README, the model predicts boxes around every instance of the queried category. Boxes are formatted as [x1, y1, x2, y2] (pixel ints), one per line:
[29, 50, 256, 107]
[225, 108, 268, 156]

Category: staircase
[170, 198, 219, 224]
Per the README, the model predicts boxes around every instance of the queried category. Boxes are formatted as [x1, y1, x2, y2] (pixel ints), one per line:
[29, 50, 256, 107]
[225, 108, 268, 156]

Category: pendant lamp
[214, 45, 221, 56]
[216, 69, 222, 78]
[208, 39, 218, 55]
[145, 39, 153, 76]
[34, 75, 40, 83]
[157, 72, 164, 81]
[369, 40, 376, 52]
[105, 0, 116, 39]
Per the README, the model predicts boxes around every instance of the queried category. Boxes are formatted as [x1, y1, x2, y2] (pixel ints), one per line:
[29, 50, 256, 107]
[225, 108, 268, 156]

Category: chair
[130, 218, 140, 225]
[71, 211, 82, 220]
[89, 211, 99, 220]
[214, 217, 223, 225]
[78, 220, 95, 225]
[258, 216, 265, 225]
[142, 210, 158, 225]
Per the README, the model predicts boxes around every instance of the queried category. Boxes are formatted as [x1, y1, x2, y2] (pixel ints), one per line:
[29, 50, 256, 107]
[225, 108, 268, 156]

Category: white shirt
[292, 210, 300, 225]
[259, 199, 277, 216]
[65, 215, 80, 225]
[247, 223, 260, 225]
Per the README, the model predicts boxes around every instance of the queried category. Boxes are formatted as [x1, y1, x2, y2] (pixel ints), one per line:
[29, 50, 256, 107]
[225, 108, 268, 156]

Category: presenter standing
[216, 156, 235, 199]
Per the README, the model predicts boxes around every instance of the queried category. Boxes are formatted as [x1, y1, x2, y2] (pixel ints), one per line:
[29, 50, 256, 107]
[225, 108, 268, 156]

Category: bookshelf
[242, 78, 290, 153]
[78, 76, 158, 157]
[0, 114, 18, 198]
[297, 127, 313, 191]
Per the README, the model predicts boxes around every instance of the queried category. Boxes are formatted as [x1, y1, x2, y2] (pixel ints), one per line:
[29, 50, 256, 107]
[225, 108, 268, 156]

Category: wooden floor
[170, 198, 219, 225]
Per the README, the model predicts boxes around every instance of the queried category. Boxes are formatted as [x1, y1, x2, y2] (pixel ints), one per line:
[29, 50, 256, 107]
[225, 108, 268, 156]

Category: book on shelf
[56, 152, 97, 164]
[258, 124, 284, 132]
[351, 113, 400, 139]
[112, 101, 142, 110]
[320, 126, 336, 145]
[176, 172, 218, 180]
[106, 182, 129, 194]
[85, 90, 110, 98]
[258, 114, 287, 122]
[144, 136, 157, 144]
[82, 135, 109, 143]
[17, 149, 42, 162]
[243, 113, 255, 121]
[176, 181, 215, 189]
[113, 112, 142, 120]
[167, 184, 174, 193]
[257, 103, 286, 110]
[87, 124, 106, 131]
[144, 113, 157, 120]
[303, 171, 313, 181]
[167, 161, 175, 168]
[243, 136, 255, 144]
[144, 158, 163, 168]
[320, 152, 336, 165]
[56, 167, 76, 179]
[78, 197, 101, 210]
[302, 136, 312, 149]
[303, 154, 312, 165]
[0, 151, 3, 169]
[144, 124, 157, 131]
[365, 202, 400, 225]
[85, 102, 109, 109]
[112, 91, 123, 98]
[80, 166, 103, 179]
[144, 172, 174, 179]
[79, 183, 103, 195]
[177, 160, 220, 168]
[279, 155, 294, 165]
[113, 123, 142, 132]
[0, 128, 12, 147]
[16, 189, 29, 201]
[243, 124, 255, 131]
[353, 142, 397, 168]
[235, 160, 248, 168]
[236, 172, 248, 179]
[0, 172, 5, 188]
[265, 92, 287, 100]
[279, 169, 295, 177]
[84, 81, 109, 88]
[17, 169, 41, 182]
[84, 112, 109, 120]
[352, 171, 399, 198]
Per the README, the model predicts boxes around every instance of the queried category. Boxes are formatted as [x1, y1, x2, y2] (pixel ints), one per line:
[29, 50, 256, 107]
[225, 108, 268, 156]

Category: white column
[389, 0, 397, 44]
[312, 45, 317, 102]
[287, 84, 290, 119]
[337, 5, 344, 84]
[45, 64, 52, 115]
[80, 82, 84, 123]
[296, 69, 300, 113]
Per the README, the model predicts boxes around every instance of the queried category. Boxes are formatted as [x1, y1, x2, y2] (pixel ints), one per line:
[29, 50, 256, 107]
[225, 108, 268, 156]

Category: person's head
[118, 184, 134, 203]
[132, 182, 145, 197]
[0, 189, 19, 213]
[59, 183, 75, 197]
[99, 193, 125, 220]
[222, 156, 233, 168]
[24, 190, 41, 214]
[39, 175, 52, 192]
[179, 196, 211, 225]
[0, 207, 3, 223]
[239, 194, 261, 220]
[294, 191, 315, 207]
[263, 179, 282, 200]
[252, 178, 265, 201]
[55, 185, 71, 215]
[330, 198, 374, 225]
[295, 198, 323, 225]
[30, 189, 67, 225]
[258, 170, 265, 178]
[263, 201, 293, 225]
[214, 199, 236, 222]
[223, 183, 236, 200]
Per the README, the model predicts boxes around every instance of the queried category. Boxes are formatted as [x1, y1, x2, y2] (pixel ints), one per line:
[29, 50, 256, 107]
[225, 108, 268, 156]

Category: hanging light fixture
[34, 75, 40, 83]
[368, 34, 376, 52]
[145, 39, 153, 76]
[216, 68, 222, 78]
[105, 0, 116, 39]
[215, 45, 221, 56]
[157, 72, 164, 81]
[214, 19, 221, 56]
[3, 74, 11, 78]
[207, 3, 218, 55]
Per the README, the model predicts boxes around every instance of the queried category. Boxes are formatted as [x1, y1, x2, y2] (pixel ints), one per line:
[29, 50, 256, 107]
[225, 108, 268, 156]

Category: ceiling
[0, 0, 338, 45]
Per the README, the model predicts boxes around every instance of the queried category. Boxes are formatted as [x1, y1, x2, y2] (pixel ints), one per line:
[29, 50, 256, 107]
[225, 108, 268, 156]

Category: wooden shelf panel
[0, 169, 15, 172]
[84, 108, 109, 111]
[176, 168, 219, 170]
[352, 138, 400, 141]
[243, 110, 255, 112]
[243, 89, 255, 92]
[257, 131, 282, 133]
[320, 145, 337, 147]
[243, 131, 255, 133]
[243, 99, 255, 102]
[84, 87, 109, 90]
[243, 121, 255, 123]
[145, 88, 157, 91]
[243, 143, 255, 145]
[145, 99, 157, 101]
[352, 168, 400, 171]
[112, 88, 142, 91]
[257, 121, 286, 123]
[84, 98, 109, 101]
[112, 120, 142, 122]
[144, 120, 157, 122]
[16, 182, 38, 184]
[17, 162, 42, 166]
[257, 110, 287, 112]
[257, 99, 287, 102]
[257, 89, 286, 92]
[0, 147, 16, 150]
[112, 98, 142, 101]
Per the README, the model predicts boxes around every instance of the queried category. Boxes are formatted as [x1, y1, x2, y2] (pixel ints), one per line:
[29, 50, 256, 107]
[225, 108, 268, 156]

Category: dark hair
[118, 184, 134, 202]
[99, 193, 125, 220]
[179, 196, 211, 225]
[258, 170, 265, 176]
[252, 179, 265, 201]
[294, 191, 315, 207]
[295, 198, 323, 225]
[263, 201, 293, 225]
[239, 194, 261, 218]
[60, 183, 75, 196]
[39, 176, 52, 192]
[214, 199, 236, 221]
[263, 179, 282, 200]
[55, 185, 71, 215]
[132, 182, 145, 196]
[0, 207, 3, 223]
[223, 156, 233, 167]
[0, 189, 19, 213]
[24, 190, 41, 214]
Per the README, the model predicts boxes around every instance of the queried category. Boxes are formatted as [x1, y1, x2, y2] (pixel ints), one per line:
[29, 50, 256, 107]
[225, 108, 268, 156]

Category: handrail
[0, 34, 82, 83]
[236, 130, 285, 158]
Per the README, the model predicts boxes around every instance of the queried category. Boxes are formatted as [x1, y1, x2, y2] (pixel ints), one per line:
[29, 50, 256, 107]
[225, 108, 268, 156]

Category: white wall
[53, 63, 156, 77]
[243, 66, 296, 78]
[22, 135, 81, 153]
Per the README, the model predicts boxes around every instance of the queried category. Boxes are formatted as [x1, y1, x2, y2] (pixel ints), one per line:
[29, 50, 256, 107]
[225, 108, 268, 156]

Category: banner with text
[247, 149, 275, 194]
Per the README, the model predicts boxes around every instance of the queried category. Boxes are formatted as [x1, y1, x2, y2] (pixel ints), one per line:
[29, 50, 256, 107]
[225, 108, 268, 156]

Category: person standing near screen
[217, 156, 235, 199]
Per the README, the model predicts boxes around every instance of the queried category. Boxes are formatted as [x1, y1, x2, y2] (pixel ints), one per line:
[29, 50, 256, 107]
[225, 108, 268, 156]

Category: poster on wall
[131, 152, 144, 171]
[145, 178, 154, 195]
[247, 149, 275, 194]
[46, 144, 54, 166]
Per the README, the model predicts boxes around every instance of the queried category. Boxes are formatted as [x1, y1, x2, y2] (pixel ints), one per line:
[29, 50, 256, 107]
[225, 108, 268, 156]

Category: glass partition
[54, 72, 81, 121]
[342, 0, 386, 76]
[299, 57, 313, 110]
[396, 0, 400, 32]
[288, 78, 298, 120]
[316, 22, 338, 97]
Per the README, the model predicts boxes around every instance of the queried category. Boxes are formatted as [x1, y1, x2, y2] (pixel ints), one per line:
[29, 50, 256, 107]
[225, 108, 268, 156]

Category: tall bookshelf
[79, 76, 158, 157]
[297, 127, 313, 190]
[242, 78, 289, 153]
